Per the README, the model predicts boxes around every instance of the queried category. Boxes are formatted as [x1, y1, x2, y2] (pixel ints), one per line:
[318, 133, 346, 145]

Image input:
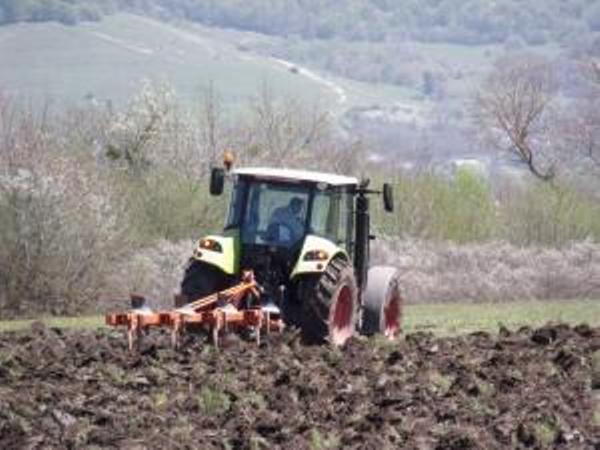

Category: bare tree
[545, 58, 600, 188]
[199, 81, 222, 167]
[475, 54, 557, 181]
[0, 91, 54, 173]
[241, 82, 332, 166]
[561, 103, 600, 169]
[568, 59, 600, 168]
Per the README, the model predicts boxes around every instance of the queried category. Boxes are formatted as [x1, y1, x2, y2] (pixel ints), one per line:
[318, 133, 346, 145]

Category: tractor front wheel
[300, 257, 358, 346]
[176, 260, 229, 308]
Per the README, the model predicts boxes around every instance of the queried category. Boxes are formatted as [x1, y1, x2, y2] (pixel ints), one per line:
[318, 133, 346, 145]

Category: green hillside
[0, 14, 340, 108]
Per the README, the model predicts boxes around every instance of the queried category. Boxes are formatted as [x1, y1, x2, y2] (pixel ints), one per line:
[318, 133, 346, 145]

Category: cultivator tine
[126, 323, 137, 352]
[122, 315, 145, 352]
[212, 321, 221, 349]
[266, 312, 271, 335]
[170, 315, 181, 349]
[256, 314, 263, 346]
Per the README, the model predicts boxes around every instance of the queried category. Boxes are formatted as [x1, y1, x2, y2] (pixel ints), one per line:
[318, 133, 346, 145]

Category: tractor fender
[360, 266, 403, 338]
[190, 231, 239, 275]
[290, 235, 349, 279]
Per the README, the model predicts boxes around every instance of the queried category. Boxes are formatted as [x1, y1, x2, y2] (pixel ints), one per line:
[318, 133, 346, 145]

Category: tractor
[174, 157, 402, 346]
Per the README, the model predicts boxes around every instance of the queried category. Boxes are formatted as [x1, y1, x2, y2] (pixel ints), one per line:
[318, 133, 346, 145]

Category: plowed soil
[1, 323, 599, 449]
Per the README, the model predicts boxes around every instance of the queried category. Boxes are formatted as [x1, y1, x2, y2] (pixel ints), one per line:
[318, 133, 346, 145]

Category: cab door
[310, 186, 354, 255]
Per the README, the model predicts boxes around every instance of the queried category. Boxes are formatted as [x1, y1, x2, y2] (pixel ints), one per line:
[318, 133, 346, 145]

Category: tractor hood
[291, 235, 349, 278]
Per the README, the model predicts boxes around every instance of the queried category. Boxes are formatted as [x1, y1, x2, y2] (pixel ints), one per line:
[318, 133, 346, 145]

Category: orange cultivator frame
[105, 271, 284, 351]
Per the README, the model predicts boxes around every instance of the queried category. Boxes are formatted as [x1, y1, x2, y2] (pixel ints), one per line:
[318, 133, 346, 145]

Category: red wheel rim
[330, 285, 354, 346]
[383, 291, 401, 339]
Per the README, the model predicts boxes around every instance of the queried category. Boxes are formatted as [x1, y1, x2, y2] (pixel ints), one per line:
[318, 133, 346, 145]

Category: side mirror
[383, 183, 394, 212]
[210, 167, 225, 196]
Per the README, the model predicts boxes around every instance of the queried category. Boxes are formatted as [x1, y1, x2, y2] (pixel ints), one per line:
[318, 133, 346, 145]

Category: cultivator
[105, 271, 284, 351]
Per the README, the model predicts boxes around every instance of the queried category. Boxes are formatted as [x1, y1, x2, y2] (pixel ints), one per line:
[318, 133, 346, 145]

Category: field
[0, 320, 599, 449]
[0, 301, 599, 448]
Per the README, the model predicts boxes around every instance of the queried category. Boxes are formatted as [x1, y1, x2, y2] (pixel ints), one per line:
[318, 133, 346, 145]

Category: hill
[0, 14, 342, 109]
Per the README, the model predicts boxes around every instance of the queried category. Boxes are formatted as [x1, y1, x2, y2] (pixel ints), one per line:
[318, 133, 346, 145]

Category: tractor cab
[225, 168, 357, 252]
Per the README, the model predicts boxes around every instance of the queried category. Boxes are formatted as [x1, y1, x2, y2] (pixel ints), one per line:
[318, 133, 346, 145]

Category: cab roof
[233, 167, 359, 187]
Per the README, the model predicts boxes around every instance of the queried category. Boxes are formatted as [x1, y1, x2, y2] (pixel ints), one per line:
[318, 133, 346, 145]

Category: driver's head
[289, 197, 303, 214]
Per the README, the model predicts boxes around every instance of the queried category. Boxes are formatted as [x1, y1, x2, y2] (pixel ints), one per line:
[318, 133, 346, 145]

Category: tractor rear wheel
[176, 260, 229, 308]
[360, 266, 403, 338]
[300, 257, 358, 346]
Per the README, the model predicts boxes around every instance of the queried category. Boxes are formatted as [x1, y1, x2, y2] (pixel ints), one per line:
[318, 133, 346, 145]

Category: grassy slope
[1, 299, 598, 335]
[0, 14, 336, 108]
[0, 13, 545, 118]
[0, 14, 437, 113]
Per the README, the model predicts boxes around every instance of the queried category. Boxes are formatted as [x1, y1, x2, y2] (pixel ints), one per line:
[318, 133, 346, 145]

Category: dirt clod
[531, 326, 557, 345]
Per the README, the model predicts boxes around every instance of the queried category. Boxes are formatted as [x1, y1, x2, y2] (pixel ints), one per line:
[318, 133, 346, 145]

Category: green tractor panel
[178, 164, 402, 346]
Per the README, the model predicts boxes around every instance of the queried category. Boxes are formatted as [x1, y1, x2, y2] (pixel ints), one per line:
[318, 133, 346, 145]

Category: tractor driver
[268, 197, 305, 245]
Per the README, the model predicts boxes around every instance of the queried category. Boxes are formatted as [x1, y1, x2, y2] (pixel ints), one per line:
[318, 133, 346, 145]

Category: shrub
[376, 169, 496, 243]
[0, 160, 127, 317]
[372, 238, 600, 303]
[500, 183, 600, 247]
[117, 170, 226, 243]
[373, 169, 600, 247]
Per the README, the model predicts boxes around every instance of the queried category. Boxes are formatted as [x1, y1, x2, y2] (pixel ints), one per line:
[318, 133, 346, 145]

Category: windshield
[232, 180, 310, 248]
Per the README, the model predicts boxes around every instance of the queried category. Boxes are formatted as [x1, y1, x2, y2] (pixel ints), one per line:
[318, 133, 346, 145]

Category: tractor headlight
[303, 250, 329, 261]
[199, 238, 223, 253]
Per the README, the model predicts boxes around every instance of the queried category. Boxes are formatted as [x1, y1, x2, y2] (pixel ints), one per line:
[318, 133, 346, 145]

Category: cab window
[310, 188, 352, 252]
[241, 181, 309, 246]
